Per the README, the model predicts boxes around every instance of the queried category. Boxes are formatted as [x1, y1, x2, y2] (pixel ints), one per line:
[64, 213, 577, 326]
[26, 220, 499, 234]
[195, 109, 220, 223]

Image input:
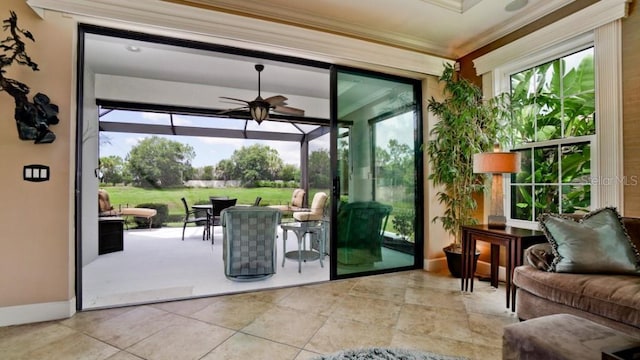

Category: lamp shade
[249, 101, 270, 124]
[473, 151, 520, 174]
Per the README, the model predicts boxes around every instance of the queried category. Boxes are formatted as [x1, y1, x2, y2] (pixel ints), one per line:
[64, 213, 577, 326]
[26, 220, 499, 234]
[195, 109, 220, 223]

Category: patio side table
[99, 216, 124, 255]
[281, 221, 325, 273]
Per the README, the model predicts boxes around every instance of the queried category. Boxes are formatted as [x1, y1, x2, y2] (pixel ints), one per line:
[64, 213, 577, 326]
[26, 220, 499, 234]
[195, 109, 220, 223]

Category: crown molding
[473, 0, 631, 75]
[170, 0, 450, 56]
[168, 0, 575, 59]
[27, 0, 450, 77]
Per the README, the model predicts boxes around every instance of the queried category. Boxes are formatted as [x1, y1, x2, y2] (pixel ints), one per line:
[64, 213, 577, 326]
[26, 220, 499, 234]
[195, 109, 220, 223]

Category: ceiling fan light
[250, 103, 270, 124]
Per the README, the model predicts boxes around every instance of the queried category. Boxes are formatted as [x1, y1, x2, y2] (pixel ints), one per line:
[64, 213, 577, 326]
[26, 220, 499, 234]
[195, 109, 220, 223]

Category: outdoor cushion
[269, 188, 306, 213]
[221, 206, 281, 281]
[98, 189, 118, 216]
[293, 192, 327, 221]
[98, 189, 157, 220]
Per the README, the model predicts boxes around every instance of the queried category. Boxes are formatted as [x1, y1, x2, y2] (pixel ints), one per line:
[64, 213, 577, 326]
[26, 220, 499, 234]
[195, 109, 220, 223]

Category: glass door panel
[332, 68, 421, 278]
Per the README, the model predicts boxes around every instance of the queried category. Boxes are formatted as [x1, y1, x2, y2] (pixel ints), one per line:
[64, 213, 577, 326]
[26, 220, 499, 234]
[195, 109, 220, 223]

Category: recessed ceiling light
[505, 0, 529, 12]
[126, 45, 141, 52]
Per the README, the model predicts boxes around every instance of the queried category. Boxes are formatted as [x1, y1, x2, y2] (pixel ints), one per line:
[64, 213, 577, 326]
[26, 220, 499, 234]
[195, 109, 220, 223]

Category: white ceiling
[170, 0, 575, 58]
[82, 0, 579, 116]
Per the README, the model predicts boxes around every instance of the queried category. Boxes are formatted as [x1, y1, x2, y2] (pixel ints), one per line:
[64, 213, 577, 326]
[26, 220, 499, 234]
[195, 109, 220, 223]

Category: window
[474, 3, 626, 229]
[508, 48, 595, 222]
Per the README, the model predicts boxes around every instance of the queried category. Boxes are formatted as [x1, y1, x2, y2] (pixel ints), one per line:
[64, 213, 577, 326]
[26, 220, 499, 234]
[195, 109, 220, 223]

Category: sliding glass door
[330, 67, 422, 278]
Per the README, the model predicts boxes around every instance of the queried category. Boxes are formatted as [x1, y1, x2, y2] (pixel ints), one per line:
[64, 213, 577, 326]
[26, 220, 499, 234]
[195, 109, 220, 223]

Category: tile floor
[0, 270, 518, 360]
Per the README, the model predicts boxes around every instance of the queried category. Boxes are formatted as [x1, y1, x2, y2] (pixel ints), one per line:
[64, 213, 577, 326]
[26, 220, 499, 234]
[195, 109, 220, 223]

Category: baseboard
[423, 258, 506, 281]
[0, 298, 76, 327]
[424, 257, 447, 272]
[475, 260, 506, 282]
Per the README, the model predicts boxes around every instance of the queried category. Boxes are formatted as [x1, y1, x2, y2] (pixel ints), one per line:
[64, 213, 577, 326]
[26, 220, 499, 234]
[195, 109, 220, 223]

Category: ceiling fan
[219, 64, 305, 124]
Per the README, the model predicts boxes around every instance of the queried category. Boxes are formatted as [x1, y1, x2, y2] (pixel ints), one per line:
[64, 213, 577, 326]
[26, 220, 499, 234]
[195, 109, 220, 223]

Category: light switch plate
[23, 164, 50, 182]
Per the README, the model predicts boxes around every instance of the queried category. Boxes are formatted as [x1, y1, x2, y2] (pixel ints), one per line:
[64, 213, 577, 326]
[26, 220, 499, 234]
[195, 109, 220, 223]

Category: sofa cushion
[524, 243, 554, 271]
[539, 207, 640, 274]
[513, 265, 640, 329]
[503, 314, 640, 360]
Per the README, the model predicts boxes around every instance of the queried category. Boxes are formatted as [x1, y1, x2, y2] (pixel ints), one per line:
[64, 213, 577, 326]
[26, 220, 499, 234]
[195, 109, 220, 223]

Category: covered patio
[83, 224, 413, 309]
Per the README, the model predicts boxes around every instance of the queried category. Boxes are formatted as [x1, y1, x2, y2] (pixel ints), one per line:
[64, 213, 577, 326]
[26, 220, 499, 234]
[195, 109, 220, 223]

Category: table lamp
[473, 146, 521, 229]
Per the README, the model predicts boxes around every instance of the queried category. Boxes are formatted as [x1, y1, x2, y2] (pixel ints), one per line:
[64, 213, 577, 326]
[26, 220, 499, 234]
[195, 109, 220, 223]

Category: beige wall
[0, 0, 75, 311]
[622, 2, 640, 217]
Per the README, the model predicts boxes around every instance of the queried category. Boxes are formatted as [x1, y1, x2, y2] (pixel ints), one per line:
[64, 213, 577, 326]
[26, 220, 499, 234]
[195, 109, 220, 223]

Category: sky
[99, 110, 330, 168]
[99, 110, 415, 169]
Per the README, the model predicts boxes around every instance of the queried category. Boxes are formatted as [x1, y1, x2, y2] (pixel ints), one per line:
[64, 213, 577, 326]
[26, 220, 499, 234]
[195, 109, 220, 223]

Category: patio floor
[83, 225, 331, 309]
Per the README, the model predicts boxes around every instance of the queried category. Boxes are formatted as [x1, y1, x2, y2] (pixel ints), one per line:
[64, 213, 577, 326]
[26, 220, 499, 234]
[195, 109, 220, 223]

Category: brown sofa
[513, 217, 640, 338]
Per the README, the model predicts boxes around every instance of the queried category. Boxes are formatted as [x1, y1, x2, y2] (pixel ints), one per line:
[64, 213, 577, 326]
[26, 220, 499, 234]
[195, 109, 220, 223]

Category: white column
[595, 20, 624, 211]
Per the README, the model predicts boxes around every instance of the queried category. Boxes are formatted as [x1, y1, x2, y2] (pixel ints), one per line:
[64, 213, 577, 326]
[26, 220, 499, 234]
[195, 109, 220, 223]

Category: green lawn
[101, 185, 413, 239]
[102, 185, 329, 216]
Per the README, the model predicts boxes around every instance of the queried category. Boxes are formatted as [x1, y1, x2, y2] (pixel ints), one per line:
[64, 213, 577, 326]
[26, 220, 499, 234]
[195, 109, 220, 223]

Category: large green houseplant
[426, 63, 507, 277]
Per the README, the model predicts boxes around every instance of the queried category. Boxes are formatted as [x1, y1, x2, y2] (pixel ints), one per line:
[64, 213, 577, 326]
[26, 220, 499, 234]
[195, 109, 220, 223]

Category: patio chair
[293, 192, 328, 222]
[221, 206, 281, 281]
[269, 188, 305, 215]
[209, 198, 238, 243]
[181, 197, 209, 241]
[336, 201, 392, 265]
[98, 189, 157, 229]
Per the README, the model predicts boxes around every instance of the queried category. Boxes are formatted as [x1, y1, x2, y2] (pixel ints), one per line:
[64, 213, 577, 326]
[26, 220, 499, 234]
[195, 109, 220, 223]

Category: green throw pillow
[539, 207, 640, 274]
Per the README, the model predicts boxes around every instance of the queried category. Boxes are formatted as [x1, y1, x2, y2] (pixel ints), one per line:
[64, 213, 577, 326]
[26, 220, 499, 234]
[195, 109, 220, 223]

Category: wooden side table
[460, 224, 546, 311]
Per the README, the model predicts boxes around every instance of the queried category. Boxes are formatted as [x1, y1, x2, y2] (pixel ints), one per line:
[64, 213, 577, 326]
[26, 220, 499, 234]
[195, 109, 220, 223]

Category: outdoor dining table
[191, 204, 213, 221]
[192, 200, 240, 235]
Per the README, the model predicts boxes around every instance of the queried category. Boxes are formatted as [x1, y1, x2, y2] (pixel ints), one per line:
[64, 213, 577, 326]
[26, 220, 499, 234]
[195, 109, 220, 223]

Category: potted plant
[426, 63, 507, 277]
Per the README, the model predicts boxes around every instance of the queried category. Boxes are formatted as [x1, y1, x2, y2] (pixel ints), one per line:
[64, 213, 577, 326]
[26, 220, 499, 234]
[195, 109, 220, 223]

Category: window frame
[473, 5, 627, 229]
[501, 42, 597, 228]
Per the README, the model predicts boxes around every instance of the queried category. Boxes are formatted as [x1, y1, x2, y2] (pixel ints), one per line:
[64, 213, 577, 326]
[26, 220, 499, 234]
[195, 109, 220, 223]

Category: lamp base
[488, 215, 507, 229]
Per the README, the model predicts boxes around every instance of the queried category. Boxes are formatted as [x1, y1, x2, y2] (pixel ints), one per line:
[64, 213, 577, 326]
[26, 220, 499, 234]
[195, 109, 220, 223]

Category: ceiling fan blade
[273, 105, 305, 116]
[220, 96, 250, 104]
[264, 95, 288, 106]
[217, 106, 249, 115]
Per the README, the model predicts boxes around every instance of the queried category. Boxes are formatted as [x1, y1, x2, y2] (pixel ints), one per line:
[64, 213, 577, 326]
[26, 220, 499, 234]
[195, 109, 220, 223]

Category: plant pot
[443, 245, 479, 278]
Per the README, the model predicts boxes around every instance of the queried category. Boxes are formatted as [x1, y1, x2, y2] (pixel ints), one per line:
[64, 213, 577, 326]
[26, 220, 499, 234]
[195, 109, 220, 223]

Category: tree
[126, 136, 195, 187]
[201, 165, 214, 180]
[229, 144, 284, 186]
[99, 155, 125, 185]
[308, 149, 330, 188]
[193, 165, 215, 180]
[279, 164, 300, 182]
[426, 63, 505, 250]
[215, 159, 234, 180]
[376, 139, 413, 188]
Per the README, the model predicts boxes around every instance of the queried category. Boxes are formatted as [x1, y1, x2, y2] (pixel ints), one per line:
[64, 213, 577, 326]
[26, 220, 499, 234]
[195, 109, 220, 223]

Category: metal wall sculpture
[0, 11, 58, 144]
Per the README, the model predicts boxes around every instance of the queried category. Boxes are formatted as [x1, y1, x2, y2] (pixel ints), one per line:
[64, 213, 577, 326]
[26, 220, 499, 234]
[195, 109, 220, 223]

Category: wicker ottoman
[503, 314, 640, 360]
